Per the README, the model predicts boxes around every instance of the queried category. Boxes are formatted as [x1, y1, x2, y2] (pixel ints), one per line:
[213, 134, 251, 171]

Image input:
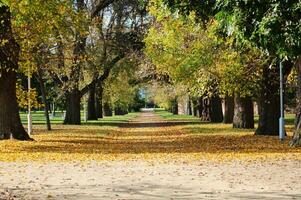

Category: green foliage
[145, 1, 263, 100]
[216, 0, 301, 60]
[103, 58, 140, 111]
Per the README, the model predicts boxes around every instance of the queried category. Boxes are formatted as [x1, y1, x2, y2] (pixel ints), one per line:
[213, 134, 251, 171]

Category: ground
[0, 110, 301, 199]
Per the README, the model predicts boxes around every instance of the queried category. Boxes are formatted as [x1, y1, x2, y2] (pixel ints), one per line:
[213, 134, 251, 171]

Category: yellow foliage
[16, 82, 43, 109]
[0, 116, 300, 163]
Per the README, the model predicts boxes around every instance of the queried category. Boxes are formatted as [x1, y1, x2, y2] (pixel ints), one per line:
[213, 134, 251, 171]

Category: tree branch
[91, 0, 118, 18]
[80, 54, 124, 97]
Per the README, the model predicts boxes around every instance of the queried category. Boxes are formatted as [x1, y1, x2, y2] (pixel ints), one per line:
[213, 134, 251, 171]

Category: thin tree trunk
[191, 99, 198, 116]
[196, 97, 203, 118]
[209, 94, 223, 123]
[233, 93, 254, 129]
[95, 84, 103, 118]
[64, 89, 81, 125]
[201, 98, 210, 121]
[290, 56, 301, 146]
[35, 71, 51, 131]
[0, 5, 31, 140]
[188, 98, 192, 115]
[87, 83, 97, 120]
[223, 94, 234, 124]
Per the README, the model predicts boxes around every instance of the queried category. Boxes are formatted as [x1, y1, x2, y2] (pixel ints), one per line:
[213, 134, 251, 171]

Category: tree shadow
[23, 134, 300, 155]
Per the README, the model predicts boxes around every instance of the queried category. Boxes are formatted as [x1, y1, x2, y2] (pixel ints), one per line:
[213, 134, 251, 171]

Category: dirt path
[1, 111, 301, 199]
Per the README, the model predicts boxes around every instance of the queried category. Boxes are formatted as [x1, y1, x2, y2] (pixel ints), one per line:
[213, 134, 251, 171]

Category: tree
[215, 1, 300, 138]
[0, 4, 31, 140]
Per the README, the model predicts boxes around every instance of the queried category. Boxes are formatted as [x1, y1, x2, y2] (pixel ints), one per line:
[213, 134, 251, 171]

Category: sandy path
[1, 111, 301, 199]
[1, 160, 301, 200]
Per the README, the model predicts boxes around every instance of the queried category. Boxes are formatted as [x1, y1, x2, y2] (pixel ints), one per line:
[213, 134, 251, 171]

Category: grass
[154, 109, 202, 122]
[155, 109, 296, 125]
[0, 110, 300, 163]
[20, 111, 140, 126]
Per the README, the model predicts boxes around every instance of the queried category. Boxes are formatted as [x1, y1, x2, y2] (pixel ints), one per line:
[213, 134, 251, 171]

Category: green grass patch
[154, 110, 201, 121]
[20, 111, 140, 126]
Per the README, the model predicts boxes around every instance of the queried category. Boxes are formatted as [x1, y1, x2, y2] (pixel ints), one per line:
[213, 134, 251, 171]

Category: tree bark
[63, 0, 86, 125]
[0, 6, 31, 140]
[233, 93, 254, 129]
[196, 97, 203, 118]
[255, 67, 280, 135]
[87, 83, 97, 120]
[188, 97, 193, 115]
[223, 94, 234, 124]
[64, 89, 81, 125]
[201, 98, 210, 121]
[191, 99, 198, 116]
[290, 56, 301, 146]
[95, 84, 103, 118]
[35, 71, 51, 131]
[209, 95, 223, 123]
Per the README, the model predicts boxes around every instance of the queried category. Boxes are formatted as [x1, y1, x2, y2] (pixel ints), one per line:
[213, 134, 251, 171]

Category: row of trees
[144, 0, 301, 146]
[0, 0, 148, 140]
[1, 0, 301, 147]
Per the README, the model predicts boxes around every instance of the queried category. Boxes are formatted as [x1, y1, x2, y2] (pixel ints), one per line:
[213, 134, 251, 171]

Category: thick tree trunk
[233, 93, 254, 129]
[35, 72, 51, 131]
[290, 57, 301, 146]
[64, 89, 81, 125]
[62, 0, 85, 125]
[209, 95, 223, 123]
[95, 84, 103, 118]
[171, 99, 178, 115]
[223, 94, 234, 124]
[87, 83, 97, 120]
[103, 102, 112, 116]
[255, 67, 280, 135]
[0, 6, 31, 140]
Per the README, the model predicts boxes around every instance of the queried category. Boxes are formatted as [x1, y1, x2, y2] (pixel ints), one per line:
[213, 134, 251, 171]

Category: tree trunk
[0, 5, 31, 140]
[209, 95, 223, 123]
[103, 102, 112, 116]
[196, 97, 203, 118]
[64, 89, 81, 125]
[233, 93, 254, 129]
[35, 72, 51, 131]
[201, 98, 210, 121]
[62, 0, 85, 125]
[171, 99, 178, 115]
[223, 94, 234, 124]
[191, 99, 198, 116]
[95, 83, 103, 118]
[87, 83, 97, 120]
[290, 57, 301, 146]
[255, 67, 280, 135]
[188, 99, 192, 115]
